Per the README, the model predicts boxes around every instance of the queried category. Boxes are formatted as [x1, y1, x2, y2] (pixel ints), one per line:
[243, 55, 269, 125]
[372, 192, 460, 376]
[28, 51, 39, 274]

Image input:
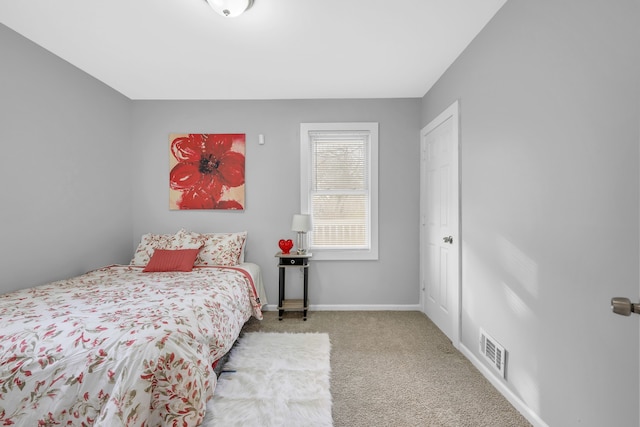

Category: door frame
[420, 100, 461, 348]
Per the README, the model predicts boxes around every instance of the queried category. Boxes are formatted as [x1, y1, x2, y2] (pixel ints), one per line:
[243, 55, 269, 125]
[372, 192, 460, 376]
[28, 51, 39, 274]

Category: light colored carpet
[240, 311, 532, 427]
[204, 332, 332, 427]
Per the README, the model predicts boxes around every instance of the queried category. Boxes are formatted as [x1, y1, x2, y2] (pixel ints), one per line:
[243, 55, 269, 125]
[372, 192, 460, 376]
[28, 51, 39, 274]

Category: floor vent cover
[480, 328, 506, 379]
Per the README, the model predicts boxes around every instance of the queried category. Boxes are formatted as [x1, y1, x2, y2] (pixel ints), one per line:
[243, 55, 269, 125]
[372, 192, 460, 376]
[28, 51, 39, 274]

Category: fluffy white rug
[203, 332, 332, 427]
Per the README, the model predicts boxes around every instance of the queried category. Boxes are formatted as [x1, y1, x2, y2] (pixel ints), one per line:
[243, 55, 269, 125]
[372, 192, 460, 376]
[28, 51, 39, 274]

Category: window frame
[300, 122, 379, 261]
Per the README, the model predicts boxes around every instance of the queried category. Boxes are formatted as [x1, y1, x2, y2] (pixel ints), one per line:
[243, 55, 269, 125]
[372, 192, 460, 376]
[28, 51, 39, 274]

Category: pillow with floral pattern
[130, 229, 202, 266]
[195, 232, 247, 266]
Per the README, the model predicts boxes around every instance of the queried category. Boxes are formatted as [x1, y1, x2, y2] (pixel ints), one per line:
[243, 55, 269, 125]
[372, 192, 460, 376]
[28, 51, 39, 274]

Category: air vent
[479, 328, 506, 378]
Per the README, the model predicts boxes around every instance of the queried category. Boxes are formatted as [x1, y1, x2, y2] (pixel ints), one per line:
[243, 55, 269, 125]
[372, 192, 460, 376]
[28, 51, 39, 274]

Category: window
[300, 122, 378, 260]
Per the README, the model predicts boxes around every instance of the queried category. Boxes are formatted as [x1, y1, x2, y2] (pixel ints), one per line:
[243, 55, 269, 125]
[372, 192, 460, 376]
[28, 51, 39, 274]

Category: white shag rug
[203, 332, 332, 427]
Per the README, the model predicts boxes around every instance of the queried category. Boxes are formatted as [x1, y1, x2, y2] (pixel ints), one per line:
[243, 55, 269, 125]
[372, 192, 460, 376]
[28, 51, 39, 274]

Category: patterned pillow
[130, 229, 203, 266]
[195, 232, 247, 266]
[174, 228, 206, 247]
[143, 248, 201, 272]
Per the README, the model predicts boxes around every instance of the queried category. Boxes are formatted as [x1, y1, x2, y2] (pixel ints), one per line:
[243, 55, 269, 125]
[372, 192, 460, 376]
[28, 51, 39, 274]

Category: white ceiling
[0, 0, 507, 100]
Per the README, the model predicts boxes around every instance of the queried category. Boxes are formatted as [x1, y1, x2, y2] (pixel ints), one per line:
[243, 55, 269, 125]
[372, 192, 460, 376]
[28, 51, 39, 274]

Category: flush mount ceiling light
[206, 0, 254, 17]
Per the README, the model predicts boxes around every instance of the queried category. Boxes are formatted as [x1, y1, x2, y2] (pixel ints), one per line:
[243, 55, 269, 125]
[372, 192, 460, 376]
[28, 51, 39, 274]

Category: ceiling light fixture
[206, 0, 254, 18]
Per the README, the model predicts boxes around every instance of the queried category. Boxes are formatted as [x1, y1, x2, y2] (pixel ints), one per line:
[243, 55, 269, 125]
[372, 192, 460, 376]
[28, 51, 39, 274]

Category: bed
[0, 229, 264, 426]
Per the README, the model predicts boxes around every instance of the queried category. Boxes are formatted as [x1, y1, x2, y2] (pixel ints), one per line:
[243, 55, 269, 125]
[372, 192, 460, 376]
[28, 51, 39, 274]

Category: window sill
[309, 248, 378, 261]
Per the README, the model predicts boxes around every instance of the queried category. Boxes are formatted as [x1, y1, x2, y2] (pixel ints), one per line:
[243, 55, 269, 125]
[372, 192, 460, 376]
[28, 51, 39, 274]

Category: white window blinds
[300, 123, 378, 260]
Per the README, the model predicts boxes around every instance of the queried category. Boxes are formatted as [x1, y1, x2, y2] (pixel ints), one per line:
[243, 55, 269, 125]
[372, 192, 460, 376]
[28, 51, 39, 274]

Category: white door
[420, 101, 460, 347]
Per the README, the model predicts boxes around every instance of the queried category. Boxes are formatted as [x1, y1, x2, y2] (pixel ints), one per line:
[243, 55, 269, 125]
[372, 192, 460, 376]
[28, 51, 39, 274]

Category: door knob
[443, 236, 453, 244]
[611, 297, 640, 316]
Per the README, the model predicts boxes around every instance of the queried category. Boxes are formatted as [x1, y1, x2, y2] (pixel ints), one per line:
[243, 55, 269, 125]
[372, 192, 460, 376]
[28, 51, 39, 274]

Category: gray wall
[130, 99, 421, 307]
[421, 0, 640, 426]
[0, 24, 133, 293]
[0, 20, 422, 308]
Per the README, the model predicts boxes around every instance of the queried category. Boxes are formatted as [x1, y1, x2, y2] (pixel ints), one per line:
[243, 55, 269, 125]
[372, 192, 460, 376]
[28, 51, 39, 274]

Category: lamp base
[295, 232, 307, 255]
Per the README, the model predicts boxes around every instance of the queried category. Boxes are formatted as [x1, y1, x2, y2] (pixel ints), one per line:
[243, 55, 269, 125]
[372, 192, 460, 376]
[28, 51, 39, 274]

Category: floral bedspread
[0, 264, 262, 426]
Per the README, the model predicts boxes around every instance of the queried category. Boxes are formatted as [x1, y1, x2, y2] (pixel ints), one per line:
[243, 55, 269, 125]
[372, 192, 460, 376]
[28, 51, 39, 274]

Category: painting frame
[169, 133, 246, 210]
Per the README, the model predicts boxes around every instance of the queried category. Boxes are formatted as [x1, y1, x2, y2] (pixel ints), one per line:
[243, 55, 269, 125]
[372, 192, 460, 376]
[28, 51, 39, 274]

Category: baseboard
[459, 343, 549, 427]
[261, 304, 421, 311]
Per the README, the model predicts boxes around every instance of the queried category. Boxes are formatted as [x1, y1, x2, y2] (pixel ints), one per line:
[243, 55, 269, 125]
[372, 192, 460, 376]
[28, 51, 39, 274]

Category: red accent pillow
[143, 248, 200, 272]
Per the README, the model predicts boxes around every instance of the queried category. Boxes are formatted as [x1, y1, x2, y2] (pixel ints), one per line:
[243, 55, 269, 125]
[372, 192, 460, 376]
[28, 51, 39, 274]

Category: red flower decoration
[170, 134, 245, 209]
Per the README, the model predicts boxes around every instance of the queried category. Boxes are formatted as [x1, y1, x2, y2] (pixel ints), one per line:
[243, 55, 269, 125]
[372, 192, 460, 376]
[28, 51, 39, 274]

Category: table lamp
[291, 214, 311, 254]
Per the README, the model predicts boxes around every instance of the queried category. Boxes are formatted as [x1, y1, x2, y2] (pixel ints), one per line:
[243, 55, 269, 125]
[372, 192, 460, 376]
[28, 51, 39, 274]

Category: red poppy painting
[169, 133, 245, 210]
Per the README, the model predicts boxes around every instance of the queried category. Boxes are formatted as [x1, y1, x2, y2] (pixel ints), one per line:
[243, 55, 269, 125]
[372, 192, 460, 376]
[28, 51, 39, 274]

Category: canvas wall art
[169, 133, 245, 210]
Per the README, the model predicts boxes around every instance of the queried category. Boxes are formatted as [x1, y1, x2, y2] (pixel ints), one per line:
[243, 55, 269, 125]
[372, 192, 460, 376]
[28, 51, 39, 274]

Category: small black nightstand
[275, 252, 312, 321]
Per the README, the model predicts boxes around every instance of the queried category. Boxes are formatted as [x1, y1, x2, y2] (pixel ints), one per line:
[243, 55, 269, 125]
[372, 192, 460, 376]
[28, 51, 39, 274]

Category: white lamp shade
[291, 214, 312, 232]
[206, 0, 253, 17]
